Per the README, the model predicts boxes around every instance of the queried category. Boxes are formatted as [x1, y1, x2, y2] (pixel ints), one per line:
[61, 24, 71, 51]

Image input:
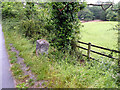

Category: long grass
[3, 19, 119, 88]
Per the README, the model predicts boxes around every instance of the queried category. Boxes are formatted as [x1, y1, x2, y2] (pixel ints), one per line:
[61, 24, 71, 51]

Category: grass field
[79, 21, 118, 59]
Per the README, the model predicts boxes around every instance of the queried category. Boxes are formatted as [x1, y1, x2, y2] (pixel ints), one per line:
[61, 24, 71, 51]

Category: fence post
[87, 42, 91, 60]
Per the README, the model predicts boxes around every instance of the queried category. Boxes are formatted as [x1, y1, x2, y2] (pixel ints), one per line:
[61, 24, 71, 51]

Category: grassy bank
[2, 19, 119, 88]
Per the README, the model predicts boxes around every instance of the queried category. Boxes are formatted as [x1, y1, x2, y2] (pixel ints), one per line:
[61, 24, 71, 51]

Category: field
[79, 21, 118, 59]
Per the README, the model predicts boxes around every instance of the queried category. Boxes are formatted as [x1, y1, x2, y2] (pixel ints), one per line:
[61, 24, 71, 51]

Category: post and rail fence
[76, 41, 120, 62]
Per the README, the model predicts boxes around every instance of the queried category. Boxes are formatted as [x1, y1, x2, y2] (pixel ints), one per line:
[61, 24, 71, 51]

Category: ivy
[49, 2, 86, 51]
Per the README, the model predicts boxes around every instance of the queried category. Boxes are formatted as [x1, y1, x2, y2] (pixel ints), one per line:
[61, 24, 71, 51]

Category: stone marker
[36, 39, 49, 56]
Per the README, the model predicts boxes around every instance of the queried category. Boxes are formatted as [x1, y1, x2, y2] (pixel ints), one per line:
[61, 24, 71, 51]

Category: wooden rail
[77, 41, 120, 60]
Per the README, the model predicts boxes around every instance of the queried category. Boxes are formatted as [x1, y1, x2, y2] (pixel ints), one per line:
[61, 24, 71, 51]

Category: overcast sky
[85, 0, 119, 4]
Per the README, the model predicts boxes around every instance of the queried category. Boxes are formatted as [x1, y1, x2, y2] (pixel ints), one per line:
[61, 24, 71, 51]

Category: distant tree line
[78, 2, 119, 21]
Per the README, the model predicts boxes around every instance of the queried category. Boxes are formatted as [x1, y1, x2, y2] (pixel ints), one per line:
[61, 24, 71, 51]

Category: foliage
[2, 2, 24, 19]
[89, 6, 107, 20]
[1, 2, 54, 43]
[49, 2, 86, 50]
[16, 82, 28, 88]
[78, 2, 119, 21]
[2, 1, 120, 88]
[3, 21, 119, 87]
[106, 10, 117, 21]
[18, 2, 51, 42]
[78, 7, 94, 21]
[105, 2, 119, 21]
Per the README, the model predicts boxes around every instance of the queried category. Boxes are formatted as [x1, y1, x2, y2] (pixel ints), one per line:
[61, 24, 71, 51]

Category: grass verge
[2, 19, 119, 88]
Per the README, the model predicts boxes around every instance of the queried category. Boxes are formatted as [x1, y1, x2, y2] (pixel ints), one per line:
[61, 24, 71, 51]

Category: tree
[106, 10, 117, 21]
[20, 2, 52, 40]
[78, 7, 94, 21]
[88, 6, 106, 20]
[49, 2, 86, 51]
[106, 3, 118, 21]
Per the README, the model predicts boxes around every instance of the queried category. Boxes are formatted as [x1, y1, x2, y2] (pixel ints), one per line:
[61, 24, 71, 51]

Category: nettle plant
[49, 2, 86, 51]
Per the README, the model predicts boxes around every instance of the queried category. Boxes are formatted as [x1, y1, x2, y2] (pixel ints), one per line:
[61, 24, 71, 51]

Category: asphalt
[0, 24, 15, 89]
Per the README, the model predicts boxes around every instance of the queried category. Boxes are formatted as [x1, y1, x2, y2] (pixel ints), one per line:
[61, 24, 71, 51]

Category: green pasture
[79, 21, 118, 59]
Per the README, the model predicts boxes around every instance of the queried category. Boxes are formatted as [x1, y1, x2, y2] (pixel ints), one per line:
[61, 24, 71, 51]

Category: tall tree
[49, 2, 86, 51]
[78, 7, 94, 21]
[88, 6, 106, 20]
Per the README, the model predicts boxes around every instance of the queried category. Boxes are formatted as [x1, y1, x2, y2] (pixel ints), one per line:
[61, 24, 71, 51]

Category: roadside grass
[46, 58, 118, 88]
[3, 20, 50, 86]
[79, 21, 118, 59]
[11, 63, 24, 79]
[2, 19, 119, 88]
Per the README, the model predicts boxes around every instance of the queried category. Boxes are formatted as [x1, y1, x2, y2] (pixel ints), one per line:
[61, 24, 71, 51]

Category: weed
[28, 79, 33, 83]
[36, 83, 40, 87]
[42, 82, 48, 87]
[29, 82, 34, 86]
[18, 75, 29, 80]
[16, 82, 28, 88]
[10, 63, 24, 80]
[10, 58, 17, 64]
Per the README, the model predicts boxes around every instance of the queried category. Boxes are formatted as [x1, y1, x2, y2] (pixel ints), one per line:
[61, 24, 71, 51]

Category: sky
[85, 0, 119, 4]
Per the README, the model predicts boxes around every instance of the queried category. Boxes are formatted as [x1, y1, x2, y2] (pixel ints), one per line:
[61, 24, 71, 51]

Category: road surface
[0, 24, 15, 89]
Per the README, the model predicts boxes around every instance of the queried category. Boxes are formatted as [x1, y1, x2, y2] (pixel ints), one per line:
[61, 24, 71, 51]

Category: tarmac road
[0, 24, 15, 89]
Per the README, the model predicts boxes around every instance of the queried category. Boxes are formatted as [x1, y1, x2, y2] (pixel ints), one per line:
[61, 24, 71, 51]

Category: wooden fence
[76, 41, 120, 60]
